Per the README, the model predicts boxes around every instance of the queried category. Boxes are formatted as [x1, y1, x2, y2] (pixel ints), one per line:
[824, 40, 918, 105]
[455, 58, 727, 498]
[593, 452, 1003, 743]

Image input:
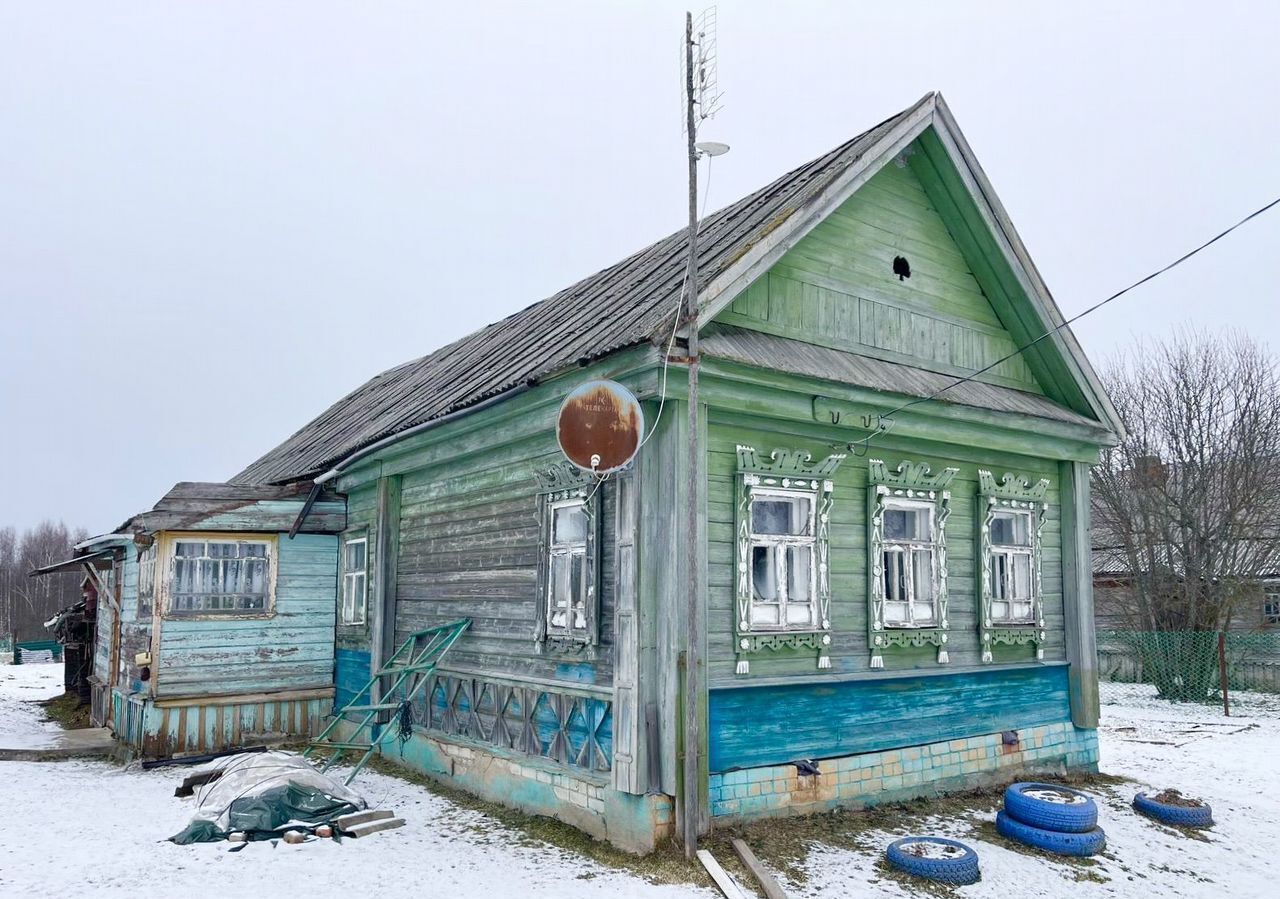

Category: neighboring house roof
[118, 481, 347, 535]
[233, 91, 1120, 487]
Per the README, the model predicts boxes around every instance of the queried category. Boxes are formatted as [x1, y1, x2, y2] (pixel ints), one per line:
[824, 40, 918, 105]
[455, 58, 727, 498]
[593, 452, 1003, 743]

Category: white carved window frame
[977, 469, 1050, 662]
[733, 445, 846, 675]
[744, 485, 822, 633]
[878, 496, 941, 629]
[867, 459, 958, 668]
[534, 461, 601, 656]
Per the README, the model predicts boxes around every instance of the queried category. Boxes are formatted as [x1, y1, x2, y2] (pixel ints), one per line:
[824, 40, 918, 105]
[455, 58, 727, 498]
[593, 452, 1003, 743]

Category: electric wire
[843, 194, 1280, 454]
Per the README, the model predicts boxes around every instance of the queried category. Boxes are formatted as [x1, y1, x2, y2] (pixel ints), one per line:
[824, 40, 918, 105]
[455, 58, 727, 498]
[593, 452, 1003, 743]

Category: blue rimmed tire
[996, 810, 1106, 856]
[1134, 792, 1214, 828]
[1003, 782, 1099, 833]
[885, 837, 981, 885]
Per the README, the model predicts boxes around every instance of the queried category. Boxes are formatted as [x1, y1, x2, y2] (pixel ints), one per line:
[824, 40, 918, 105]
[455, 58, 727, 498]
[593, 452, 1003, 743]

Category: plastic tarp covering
[169, 750, 368, 844]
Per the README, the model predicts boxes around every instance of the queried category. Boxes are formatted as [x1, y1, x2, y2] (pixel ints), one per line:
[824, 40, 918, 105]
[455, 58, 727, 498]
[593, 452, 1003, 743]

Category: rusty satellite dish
[556, 380, 645, 474]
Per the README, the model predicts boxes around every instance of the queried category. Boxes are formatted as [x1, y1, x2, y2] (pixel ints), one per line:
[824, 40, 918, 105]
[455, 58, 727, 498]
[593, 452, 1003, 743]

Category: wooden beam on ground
[696, 849, 747, 899]
[731, 838, 788, 899]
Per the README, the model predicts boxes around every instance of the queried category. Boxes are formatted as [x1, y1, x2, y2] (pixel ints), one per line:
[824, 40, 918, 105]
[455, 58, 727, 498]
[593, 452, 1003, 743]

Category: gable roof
[233, 92, 1118, 486]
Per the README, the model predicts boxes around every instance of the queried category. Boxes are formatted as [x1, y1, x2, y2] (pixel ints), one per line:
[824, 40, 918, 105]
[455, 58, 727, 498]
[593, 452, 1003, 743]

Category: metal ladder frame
[305, 618, 470, 784]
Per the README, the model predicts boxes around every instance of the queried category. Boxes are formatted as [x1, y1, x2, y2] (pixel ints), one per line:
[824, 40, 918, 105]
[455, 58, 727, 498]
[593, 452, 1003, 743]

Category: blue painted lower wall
[709, 663, 1071, 772]
[335, 648, 372, 711]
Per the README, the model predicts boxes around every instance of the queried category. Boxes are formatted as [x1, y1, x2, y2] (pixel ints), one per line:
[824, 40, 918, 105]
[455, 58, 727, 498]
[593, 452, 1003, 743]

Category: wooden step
[345, 817, 405, 838]
[335, 809, 394, 830]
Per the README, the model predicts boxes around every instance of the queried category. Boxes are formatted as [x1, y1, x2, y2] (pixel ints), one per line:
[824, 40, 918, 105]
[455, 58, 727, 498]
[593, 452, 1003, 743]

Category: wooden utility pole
[680, 8, 705, 860]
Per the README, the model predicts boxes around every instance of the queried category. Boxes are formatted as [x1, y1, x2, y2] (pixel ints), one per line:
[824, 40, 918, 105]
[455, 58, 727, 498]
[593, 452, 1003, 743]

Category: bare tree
[0, 521, 89, 647]
[1093, 331, 1280, 699]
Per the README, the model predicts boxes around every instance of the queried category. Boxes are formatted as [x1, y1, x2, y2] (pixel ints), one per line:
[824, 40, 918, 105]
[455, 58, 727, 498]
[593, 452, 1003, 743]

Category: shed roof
[119, 481, 346, 535]
[232, 96, 933, 485]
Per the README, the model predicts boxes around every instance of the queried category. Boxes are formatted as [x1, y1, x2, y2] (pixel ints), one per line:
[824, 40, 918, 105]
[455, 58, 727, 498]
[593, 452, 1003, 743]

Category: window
[748, 490, 817, 629]
[137, 544, 157, 619]
[976, 468, 1050, 663]
[341, 537, 367, 625]
[533, 461, 602, 653]
[880, 500, 938, 627]
[990, 510, 1035, 623]
[169, 539, 272, 616]
[546, 500, 589, 637]
[732, 444, 845, 675]
[1265, 585, 1280, 626]
[866, 458, 958, 668]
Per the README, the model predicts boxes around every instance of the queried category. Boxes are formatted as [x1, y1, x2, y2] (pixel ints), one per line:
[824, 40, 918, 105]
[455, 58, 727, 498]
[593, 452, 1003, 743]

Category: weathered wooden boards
[731, 838, 788, 899]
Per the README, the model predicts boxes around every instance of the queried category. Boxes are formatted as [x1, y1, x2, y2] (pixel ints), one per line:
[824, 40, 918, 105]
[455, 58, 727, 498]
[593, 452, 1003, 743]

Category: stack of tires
[996, 782, 1106, 856]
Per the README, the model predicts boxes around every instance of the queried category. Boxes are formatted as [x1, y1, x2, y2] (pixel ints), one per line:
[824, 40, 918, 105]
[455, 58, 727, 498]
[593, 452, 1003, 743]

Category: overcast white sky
[1, 1, 1277, 535]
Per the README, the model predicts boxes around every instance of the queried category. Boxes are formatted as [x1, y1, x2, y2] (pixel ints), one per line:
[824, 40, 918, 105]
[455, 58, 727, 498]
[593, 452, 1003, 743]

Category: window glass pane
[175, 542, 204, 559]
[992, 511, 1031, 546]
[884, 506, 930, 541]
[913, 600, 935, 624]
[992, 600, 1009, 621]
[1011, 600, 1033, 621]
[751, 545, 778, 602]
[752, 496, 810, 536]
[751, 602, 780, 626]
[884, 600, 909, 625]
[993, 554, 1009, 600]
[549, 554, 570, 627]
[570, 553, 586, 628]
[883, 550, 906, 601]
[787, 546, 812, 603]
[912, 549, 934, 603]
[345, 541, 365, 571]
[240, 543, 268, 558]
[1012, 554, 1032, 599]
[553, 504, 587, 544]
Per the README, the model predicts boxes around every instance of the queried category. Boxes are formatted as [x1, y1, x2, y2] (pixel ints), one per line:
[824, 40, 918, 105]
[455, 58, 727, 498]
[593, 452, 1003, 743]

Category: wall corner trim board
[707, 663, 1070, 773]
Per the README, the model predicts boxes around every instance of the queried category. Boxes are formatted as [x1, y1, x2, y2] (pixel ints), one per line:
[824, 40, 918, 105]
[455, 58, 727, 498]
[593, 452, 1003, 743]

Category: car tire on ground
[884, 836, 981, 885]
[1133, 792, 1214, 828]
[1003, 782, 1099, 833]
[996, 810, 1106, 857]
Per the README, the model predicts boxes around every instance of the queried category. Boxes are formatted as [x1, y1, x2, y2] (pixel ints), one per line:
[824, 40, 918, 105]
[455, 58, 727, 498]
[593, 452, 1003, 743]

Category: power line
[844, 194, 1280, 454]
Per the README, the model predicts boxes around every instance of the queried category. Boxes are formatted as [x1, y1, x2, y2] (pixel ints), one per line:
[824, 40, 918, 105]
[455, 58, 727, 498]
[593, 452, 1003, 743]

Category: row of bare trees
[0, 521, 89, 646]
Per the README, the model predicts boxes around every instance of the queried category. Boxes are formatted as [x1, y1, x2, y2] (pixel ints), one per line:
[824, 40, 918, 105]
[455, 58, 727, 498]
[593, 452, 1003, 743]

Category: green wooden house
[233, 92, 1120, 851]
[33, 482, 345, 757]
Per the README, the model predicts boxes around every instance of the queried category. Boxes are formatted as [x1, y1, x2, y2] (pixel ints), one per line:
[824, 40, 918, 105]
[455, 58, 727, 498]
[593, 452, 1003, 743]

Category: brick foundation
[710, 721, 1098, 819]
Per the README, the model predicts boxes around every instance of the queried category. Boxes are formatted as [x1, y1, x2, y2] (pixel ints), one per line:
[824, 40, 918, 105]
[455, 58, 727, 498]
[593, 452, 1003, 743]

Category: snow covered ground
[0, 659, 64, 737]
[1, 664, 1276, 898]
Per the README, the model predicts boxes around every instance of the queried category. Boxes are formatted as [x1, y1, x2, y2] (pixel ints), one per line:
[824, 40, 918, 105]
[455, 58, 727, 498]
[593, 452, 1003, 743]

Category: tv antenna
[681, 6, 724, 136]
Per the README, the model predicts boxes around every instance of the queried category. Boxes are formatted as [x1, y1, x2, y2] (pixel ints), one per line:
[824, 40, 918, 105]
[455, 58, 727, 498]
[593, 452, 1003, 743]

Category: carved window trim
[868, 459, 958, 668]
[978, 469, 1050, 662]
[534, 461, 601, 656]
[734, 445, 846, 675]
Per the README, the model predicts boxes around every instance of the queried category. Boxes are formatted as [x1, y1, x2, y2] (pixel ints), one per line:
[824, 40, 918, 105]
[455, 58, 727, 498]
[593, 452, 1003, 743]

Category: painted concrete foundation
[375, 728, 673, 854]
[710, 720, 1099, 820]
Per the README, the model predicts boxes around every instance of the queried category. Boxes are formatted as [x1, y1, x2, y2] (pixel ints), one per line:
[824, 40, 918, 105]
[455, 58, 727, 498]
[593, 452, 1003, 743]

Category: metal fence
[1098, 630, 1280, 702]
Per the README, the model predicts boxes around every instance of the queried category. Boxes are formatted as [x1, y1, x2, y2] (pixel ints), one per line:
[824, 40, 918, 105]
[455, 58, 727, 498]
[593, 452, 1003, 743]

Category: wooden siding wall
[391, 434, 619, 688]
[716, 160, 1040, 393]
[709, 665, 1071, 772]
[155, 534, 337, 697]
[706, 417, 1066, 685]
